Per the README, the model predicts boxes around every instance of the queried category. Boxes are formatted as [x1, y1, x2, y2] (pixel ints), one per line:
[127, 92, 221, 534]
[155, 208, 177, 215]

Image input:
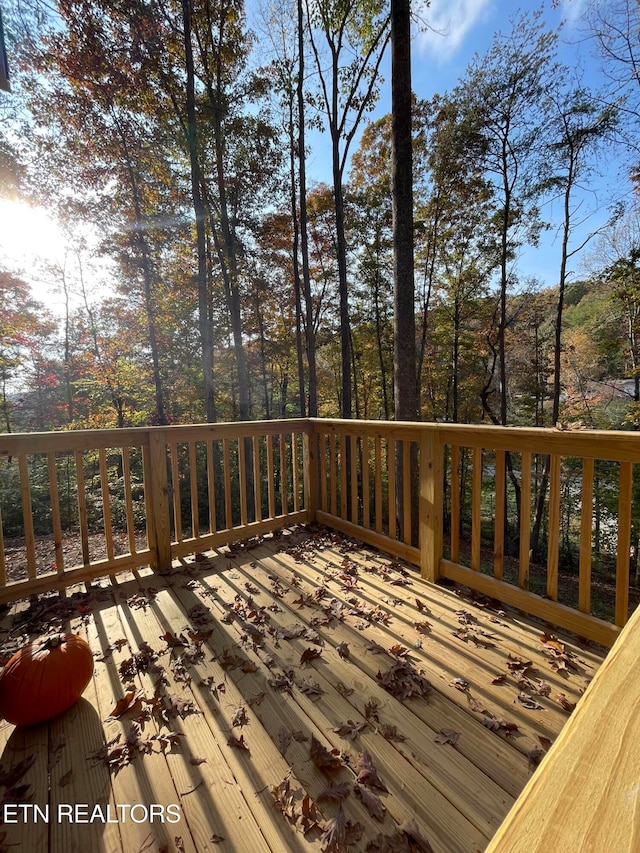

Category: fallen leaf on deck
[336, 642, 350, 660]
[538, 735, 553, 750]
[354, 783, 386, 822]
[414, 621, 432, 634]
[415, 597, 426, 612]
[540, 633, 565, 654]
[107, 690, 145, 719]
[482, 717, 519, 737]
[332, 720, 367, 740]
[227, 734, 249, 751]
[159, 631, 188, 648]
[300, 647, 322, 665]
[507, 655, 533, 674]
[190, 757, 207, 766]
[380, 724, 408, 743]
[310, 735, 343, 774]
[210, 834, 225, 844]
[389, 644, 410, 658]
[492, 673, 507, 685]
[518, 692, 544, 710]
[354, 751, 387, 791]
[364, 641, 388, 655]
[320, 806, 363, 853]
[317, 782, 351, 803]
[398, 818, 434, 852]
[231, 706, 249, 728]
[450, 677, 469, 691]
[278, 727, 291, 757]
[298, 678, 324, 698]
[551, 692, 576, 713]
[434, 729, 459, 746]
[364, 699, 379, 722]
[335, 681, 354, 697]
[188, 629, 213, 645]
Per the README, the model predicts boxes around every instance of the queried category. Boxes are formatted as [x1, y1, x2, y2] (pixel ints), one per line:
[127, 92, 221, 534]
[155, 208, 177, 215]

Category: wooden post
[147, 430, 172, 574]
[303, 426, 318, 524]
[420, 427, 443, 583]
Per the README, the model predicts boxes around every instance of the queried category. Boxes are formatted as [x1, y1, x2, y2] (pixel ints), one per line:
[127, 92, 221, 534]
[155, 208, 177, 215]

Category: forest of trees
[1, 0, 640, 437]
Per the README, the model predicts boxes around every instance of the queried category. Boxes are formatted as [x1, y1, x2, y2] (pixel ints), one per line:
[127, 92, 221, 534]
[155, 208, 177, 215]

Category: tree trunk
[297, 0, 317, 417]
[182, 0, 215, 424]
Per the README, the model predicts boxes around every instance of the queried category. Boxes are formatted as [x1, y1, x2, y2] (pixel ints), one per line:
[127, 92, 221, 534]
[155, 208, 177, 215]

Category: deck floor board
[0, 526, 608, 853]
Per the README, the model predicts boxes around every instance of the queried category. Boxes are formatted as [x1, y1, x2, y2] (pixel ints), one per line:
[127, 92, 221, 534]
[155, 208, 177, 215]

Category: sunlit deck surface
[0, 526, 607, 853]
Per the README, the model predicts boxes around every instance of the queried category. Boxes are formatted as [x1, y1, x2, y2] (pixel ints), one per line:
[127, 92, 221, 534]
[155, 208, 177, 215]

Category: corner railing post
[420, 426, 443, 583]
[147, 428, 172, 574]
[303, 421, 319, 525]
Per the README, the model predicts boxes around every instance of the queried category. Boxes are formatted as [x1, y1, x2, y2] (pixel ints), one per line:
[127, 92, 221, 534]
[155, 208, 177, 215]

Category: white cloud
[415, 0, 494, 61]
[557, 0, 591, 25]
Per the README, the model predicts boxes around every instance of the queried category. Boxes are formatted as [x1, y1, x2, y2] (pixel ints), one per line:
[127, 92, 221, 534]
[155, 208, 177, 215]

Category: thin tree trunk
[297, 0, 317, 417]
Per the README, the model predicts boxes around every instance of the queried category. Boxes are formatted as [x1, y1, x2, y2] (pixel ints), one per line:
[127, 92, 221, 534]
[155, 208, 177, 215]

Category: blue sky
[303, 0, 627, 291]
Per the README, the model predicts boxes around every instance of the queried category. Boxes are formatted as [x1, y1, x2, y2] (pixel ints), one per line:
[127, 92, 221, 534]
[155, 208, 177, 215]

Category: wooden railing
[1, 418, 639, 646]
[0, 420, 307, 603]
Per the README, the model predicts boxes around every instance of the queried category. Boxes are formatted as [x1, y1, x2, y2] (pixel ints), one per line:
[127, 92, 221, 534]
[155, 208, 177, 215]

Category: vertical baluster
[362, 436, 370, 530]
[350, 434, 358, 525]
[403, 440, 411, 545]
[616, 461, 632, 627]
[223, 438, 233, 529]
[388, 438, 396, 540]
[519, 451, 531, 589]
[189, 441, 199, 539]
[546, 453, 561, 600]
[98, 448, 114, 563]
[170, 443, 182, 544]
[292, 433, 300, 513]
[74, 450, 89, 566]
[375, 434, 382, 533]
[340, 432, 347, 519]
[319, 433, 327, 513]
[253, 436, 262, 522]
[280, 432, 288, 515]
[207, 441, 216, 534]
[267, 435, 276, 519]
[330, 432, 337, 517]
[122, 447, 136, 554]
[239, 436, 248, 526]
[471, 447, 482, 570]
[450, 445, 460, 564]
[579, 457, 594, 615]
[48, 451, 65, 572]
[494, 450, 505, 579]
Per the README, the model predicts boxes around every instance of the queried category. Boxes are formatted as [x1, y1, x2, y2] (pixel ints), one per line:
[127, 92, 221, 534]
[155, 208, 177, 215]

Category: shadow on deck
[0, 526, 606, 853]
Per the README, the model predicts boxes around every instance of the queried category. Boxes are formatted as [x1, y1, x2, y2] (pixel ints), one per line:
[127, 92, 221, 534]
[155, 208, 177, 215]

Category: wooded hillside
[1, 0, 639, 435]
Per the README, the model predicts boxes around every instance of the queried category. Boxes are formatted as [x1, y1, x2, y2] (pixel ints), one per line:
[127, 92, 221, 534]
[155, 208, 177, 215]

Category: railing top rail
[309, 419, 640, 462]
[0, 418, 311, 455]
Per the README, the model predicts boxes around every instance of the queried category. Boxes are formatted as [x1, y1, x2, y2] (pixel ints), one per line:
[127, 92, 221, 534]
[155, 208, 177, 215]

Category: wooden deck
[0, 526, 607, 853]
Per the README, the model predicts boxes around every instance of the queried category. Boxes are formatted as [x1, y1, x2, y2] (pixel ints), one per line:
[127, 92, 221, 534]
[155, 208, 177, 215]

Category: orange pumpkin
[0, 633, 94, 726]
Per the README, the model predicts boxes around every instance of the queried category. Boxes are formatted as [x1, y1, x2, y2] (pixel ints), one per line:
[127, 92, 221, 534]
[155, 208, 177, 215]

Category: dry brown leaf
[300, 647, 322, 665]
[320, 805, 363, 853]
[380, 724, 408, 743]
[354, 751, 387, 791]
[278, 727, 291, 757]
[317, 782, 351, 803]
[227, 734, 249, 751]
[332, 720, 367, 740]
[434, 729, 459, 746]
[336, 642, 350, 660]
[354, 784, 386, 822]
[310, 735, 343, 775]
[108, 690, 144, 719]
[518, 692, 544, 710]
[231, 706, 249, 728]
[551, 692, 576, 713]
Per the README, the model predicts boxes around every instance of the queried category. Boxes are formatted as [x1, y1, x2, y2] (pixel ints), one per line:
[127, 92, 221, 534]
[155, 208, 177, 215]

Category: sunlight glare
[0, 198, 68, 268]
